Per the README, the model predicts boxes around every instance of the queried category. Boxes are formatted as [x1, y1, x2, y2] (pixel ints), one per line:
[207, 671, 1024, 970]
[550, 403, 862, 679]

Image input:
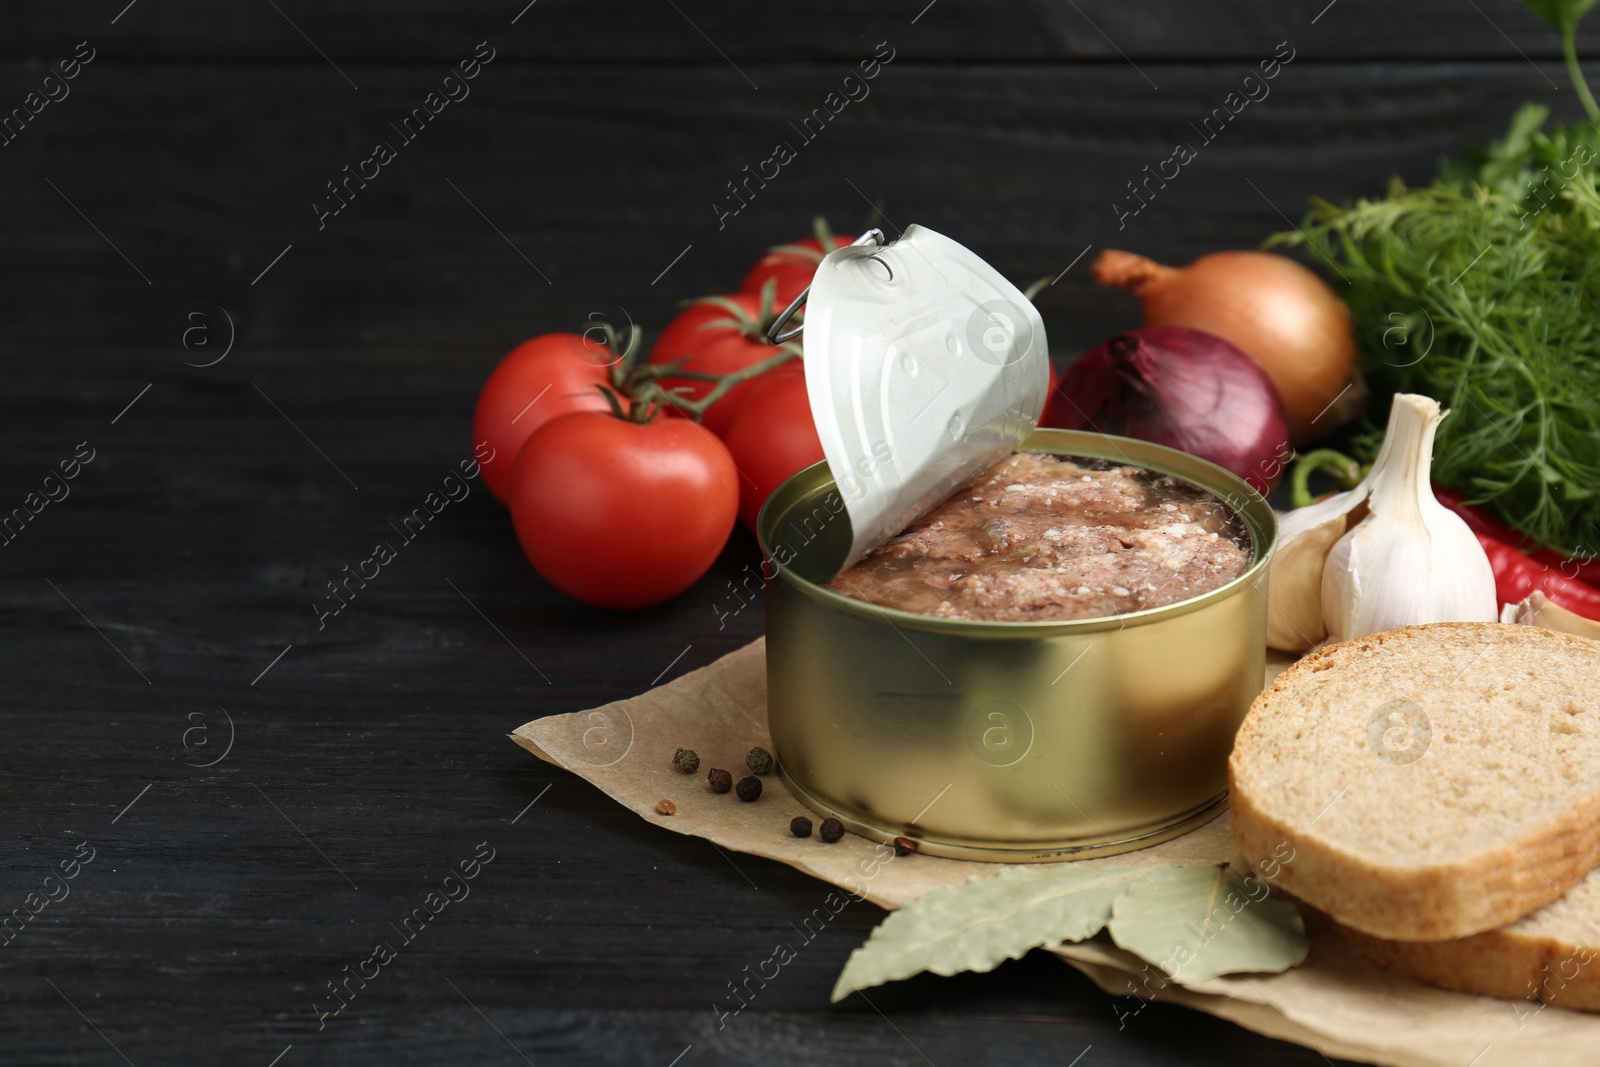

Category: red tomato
[740, 234, 855, 310]
[473, 333, 617, 505]
[648, 294, 779, 436]
[721, 365, 824, 534]
[510, 412, 739, 609]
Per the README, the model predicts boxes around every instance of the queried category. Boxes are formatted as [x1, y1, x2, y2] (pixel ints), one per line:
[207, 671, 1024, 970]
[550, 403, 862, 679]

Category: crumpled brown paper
[511, 639, 1600, 1067]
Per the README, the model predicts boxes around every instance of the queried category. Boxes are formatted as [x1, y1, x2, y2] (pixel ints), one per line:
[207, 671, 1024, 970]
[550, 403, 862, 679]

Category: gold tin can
[757, 429, 1278, 862]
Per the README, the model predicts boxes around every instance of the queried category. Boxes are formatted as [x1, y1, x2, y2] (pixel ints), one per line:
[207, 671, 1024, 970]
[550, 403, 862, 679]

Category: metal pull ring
[766, 228, 888, 345]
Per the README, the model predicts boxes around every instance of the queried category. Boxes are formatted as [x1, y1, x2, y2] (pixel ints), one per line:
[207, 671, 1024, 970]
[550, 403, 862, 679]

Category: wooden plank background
[0, 1, 1584, 1064]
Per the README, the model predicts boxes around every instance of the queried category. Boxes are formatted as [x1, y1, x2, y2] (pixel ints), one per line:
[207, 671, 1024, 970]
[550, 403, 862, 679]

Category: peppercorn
[745, 746, 774, 775]
[790, 816, 813, 838]
[735, 776, 762, 802]
[707, 768, 733, 794]
[673, 748, 700, 775]
[893, 836, 918, 856]
[655, 799, 676, 816]
[819, 817, 844, 843]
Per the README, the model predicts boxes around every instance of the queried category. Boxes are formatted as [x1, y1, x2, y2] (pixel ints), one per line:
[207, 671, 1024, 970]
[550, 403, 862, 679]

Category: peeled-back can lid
[800, 224, 1049, 575]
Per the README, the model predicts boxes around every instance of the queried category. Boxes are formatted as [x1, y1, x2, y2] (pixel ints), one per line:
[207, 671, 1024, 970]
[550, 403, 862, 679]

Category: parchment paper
[511, 640, 1600, 1067]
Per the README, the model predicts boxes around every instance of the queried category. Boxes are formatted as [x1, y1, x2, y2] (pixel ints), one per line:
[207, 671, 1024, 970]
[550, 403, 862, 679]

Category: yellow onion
[1093, 249, 1361, 445]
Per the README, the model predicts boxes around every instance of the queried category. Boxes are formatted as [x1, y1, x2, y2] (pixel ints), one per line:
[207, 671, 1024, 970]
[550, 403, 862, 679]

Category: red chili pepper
[1434, 485, 1600, 589]
[1473, 531, 1600, 621]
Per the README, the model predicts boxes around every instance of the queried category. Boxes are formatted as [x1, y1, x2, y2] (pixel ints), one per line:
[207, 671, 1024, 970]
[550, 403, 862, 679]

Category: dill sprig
[1271, 0, 1600, 555]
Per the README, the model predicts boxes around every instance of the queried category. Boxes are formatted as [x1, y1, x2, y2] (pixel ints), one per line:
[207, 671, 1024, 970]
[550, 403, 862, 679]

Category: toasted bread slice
[1329, 869, 1600, 1011]
[1229, 623, 1600, 941]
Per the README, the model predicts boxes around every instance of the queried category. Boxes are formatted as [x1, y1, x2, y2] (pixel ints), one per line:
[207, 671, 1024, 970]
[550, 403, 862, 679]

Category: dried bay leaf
[1108, 865, 1308, 984]
[829, 865, 1145, 1002]
[833, 864, 1309, 1000]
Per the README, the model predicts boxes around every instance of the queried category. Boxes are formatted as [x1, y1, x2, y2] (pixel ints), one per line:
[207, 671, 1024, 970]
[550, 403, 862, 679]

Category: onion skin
[1041, 326, 1292, 496]
[1093, 249, 1359, 446]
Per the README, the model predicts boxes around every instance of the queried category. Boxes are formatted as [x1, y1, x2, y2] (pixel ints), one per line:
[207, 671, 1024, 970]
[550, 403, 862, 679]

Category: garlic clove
[1266, 503, 1352, 651]
[1502, 591, 1600, 640]
[1264, 480, 1371, 652]
[1414, 495, 1499, 623]
[1319, 394, 1497, 644]
[1321, 512, 1435, 640]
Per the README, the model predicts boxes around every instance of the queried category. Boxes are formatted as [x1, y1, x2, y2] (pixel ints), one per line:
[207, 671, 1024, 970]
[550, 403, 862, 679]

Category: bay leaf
[1107, 865, 1308, 984]
[829, 864, 1145, 1002]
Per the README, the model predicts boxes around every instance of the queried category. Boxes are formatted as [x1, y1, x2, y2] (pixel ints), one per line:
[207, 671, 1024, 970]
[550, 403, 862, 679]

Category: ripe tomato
[648, 294, 780, 436]
[510, 412, 739, 609]
[740, 233, 855, 310]
[473, 333, 617, 505]
[721, 365, 824, 534]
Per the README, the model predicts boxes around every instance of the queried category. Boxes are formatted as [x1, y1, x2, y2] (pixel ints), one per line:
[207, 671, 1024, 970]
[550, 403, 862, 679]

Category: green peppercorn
[707, 768, 733, 794]
[673, 748, 700, 775]
[745, 746, 774, 775]
[790, 816, 813, 838]
[819, 818, 844, 843]
[735, 776, 762, 802]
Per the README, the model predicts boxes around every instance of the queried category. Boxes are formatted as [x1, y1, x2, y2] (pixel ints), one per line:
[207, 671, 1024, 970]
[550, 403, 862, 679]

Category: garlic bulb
[1265, 393, 1497, 652]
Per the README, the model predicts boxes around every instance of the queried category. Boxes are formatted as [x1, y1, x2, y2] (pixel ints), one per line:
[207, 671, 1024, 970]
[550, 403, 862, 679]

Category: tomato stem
[678, 278, 797, 345]
[587, 382, 632, 421]
[763, 216, 842, 264]
[813, 214, 835, 252]
[605, 263, 815, 426]
[692, 296, 757, 325]
[642, 342, 802, 420]
[582, 317, 643, 394]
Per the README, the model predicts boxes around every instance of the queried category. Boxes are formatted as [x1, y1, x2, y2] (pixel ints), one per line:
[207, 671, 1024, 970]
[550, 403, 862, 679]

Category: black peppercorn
[790, 816, 813, 838]
[673, 748, 700, 775]
[707, 768, 733, 794]
[893, 836, 918, 856]
[819, 818, 844, 843]
[745, 746, 773, 775]
[735, 776, 762, 802]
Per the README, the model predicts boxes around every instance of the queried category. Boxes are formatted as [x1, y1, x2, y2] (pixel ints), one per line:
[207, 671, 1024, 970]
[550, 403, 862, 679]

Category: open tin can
[758, 432, 1277, 863]
[758, 225, 1276, 861]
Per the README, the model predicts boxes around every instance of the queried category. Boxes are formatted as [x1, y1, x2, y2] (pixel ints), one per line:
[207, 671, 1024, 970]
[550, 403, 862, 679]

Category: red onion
[1041, 326, 1291, 495]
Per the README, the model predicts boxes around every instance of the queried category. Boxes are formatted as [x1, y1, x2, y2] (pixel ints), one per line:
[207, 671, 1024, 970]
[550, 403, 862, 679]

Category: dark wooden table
[3, 3, 1585, 1063]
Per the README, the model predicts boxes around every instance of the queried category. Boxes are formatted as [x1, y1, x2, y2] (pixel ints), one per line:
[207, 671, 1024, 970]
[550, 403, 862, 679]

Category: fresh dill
[1273, 1, 1600, 554]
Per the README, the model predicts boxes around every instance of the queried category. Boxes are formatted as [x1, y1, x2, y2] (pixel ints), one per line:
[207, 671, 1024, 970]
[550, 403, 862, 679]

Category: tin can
[758, 429, 1277, 862]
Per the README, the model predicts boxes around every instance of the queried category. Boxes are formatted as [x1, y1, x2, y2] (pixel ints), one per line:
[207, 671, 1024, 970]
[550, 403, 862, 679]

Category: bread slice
[1229, 622, 1600, 941]
[1328, 868, 1600, 1011]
